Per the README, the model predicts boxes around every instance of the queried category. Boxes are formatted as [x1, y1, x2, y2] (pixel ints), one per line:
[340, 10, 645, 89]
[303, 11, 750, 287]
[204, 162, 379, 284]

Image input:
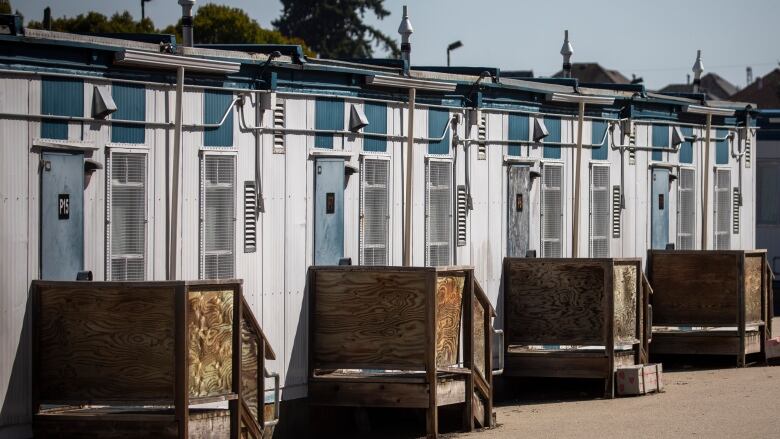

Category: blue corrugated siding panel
[652, 124, 668, 161]
[363, 102, 387, 152]
[112, 83, 145, 144]
[204, 90, 234, 147]
[41, 77, 83, 139]
[315, 97, 344, 149]
[428, 108, 450, 155]
[543, 117, 561, 159]
[716, 129, 728, 165]
[508, 114, 529, 156]
[591, 121, 608, 160]
[679, 126, 694, 164]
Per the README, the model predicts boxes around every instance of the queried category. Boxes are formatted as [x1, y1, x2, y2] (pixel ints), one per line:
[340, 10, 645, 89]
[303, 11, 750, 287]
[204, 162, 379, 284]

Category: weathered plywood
[473, 300, 486, 379]
[312, 270, 428, 369]
[744, 254, 763, 324]
[37, 285, 176, 403]
[650, 252, 739, 325]
[505, 260, 606, 345]
[435, 275, 465, 367]
[188, 289, 233, 399]
[241, 318, 260, 424]
[613, 263, 638, 344]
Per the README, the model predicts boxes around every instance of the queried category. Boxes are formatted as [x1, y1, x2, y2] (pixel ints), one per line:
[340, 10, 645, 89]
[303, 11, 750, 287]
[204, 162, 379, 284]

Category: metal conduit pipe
[701, 113, 713, 250]
[460, 125, 610, 149]
[169, 66, 185, 280]
[403, 87, 415, 266]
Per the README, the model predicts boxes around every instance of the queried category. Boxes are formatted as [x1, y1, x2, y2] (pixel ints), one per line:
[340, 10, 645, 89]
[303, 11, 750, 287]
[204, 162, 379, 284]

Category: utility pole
[141, 0, 152, 22]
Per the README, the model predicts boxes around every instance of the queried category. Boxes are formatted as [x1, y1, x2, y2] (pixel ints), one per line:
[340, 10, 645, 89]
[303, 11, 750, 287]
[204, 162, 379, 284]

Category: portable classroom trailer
[0, 26, 757, 435]
[755, 109, 780, 309]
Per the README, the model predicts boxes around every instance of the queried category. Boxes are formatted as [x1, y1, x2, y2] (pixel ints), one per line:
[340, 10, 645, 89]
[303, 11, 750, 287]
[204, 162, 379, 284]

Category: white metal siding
[677, 168, 696, 250]
[107, 151, 147, 280]
[541, 164, 563, 257]
[360, 157, 389, 265]
[589, 165, 610, 257]
[200, 154, 236, 279]
[714, 169, 731, 250]
[425, 160, 452, 266]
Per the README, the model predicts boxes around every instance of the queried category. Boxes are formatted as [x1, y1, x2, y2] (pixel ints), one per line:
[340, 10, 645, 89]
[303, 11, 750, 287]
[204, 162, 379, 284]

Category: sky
[10, 0, 780, 90]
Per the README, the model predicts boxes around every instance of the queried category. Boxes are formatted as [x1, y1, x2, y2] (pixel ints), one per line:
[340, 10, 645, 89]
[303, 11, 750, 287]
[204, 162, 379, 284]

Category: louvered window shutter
[676, 168, 696, 250]
[201, 155, 236, 279]
[541, 164, 563, 257]
[714, 169, 731, 250]
[107, 151, 147, 280]
[589, 165, 610, 257]
[425, 160, 453, 266]
[360, 158, 389, 265]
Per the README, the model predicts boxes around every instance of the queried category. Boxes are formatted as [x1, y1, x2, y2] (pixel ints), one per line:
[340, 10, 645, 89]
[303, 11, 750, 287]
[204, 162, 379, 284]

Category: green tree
[27, 11, 156, 34]
[162, 3, 311, 54]
[0, 0, 12, 14]
[274, 0, 399, 59]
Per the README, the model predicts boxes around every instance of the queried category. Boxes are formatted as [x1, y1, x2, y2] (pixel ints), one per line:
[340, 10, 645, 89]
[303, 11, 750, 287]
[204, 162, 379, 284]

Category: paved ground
[456, 317, 780, 439]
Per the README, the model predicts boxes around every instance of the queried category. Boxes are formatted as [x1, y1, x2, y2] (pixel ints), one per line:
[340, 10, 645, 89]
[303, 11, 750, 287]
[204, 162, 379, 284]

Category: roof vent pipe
[398, 5, 413, 76]
[179, 0, 196, 47]
[692, 49, 704, 93]
[560, 30, 573, 78]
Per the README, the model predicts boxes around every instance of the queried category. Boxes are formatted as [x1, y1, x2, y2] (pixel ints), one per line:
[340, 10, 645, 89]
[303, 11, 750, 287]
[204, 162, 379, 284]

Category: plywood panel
[435, 275, 465, 367]
[505, 260, 606, 345]
[37, 284, 176, 402]
[187, 289, 233, 399]
[613, 263, 638, 344]
[312, 270, 428, 369]
[473, 300, 486, 378]
[241, 317, 260, 423]
[650, 252, 739, 325]
[744, 254, 763, 324]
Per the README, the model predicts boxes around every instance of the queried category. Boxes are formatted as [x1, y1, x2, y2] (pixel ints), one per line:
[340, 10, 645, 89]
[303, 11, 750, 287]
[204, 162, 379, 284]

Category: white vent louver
[107, 152, 147, 281]
[677, 168, 696, 250]
[714, 169, 731, 250]
[612, 185, 621, 238]
[273, 98, 285, 154]
[425, 160, 453, 266]
[360, 158, 389, 265]
[589, 165, 610, 257]
[477, 115, 487, 160]
[201, 155, 236, 279]
[457, 185, 468, 247]
[541, 164, 563, 257]
[244, 181, 257, 253]
[745, 135, 751, 168]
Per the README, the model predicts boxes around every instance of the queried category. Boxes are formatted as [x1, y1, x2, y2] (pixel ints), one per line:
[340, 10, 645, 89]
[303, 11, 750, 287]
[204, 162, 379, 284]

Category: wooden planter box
[32, 280, 276, 439]
[503, 258, 649, 398]
[307, 266, 496, 438]
[648, 250, 773, 367]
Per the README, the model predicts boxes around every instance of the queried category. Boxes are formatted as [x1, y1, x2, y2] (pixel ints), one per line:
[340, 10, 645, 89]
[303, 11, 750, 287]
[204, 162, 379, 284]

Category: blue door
[41, 151, 84, 280]
[314, 158, 344, 265]
[651, 168, 670, 250]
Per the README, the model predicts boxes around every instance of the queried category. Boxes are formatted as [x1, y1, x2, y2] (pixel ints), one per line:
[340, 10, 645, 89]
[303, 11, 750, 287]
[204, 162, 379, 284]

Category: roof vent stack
[692, 50, 704, 93]
[560, 30, 573, 78]
[179, 0, 196, 48]
[398, 5, 414, 76]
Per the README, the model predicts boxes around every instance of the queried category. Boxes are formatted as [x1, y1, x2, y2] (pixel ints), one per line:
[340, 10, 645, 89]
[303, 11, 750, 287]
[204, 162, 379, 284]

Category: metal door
[651, 168, 670, 250]
[507, 165, 530, 257]
[314, 158, 344, 265]
[41, 151, 84, 280]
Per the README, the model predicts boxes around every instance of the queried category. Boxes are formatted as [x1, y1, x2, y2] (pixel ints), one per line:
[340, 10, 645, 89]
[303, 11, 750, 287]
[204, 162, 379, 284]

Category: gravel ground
[456, 317, 780, 439]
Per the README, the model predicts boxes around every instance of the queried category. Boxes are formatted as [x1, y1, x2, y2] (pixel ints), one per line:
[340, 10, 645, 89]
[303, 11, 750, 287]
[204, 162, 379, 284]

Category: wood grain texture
[312, 270, 428, 369]
[435, 275, 465, 368]
[188, 289, 234, 399]
[744, 254, 763, 324]
[241, 317, 260, 424]
[473, 300, 486, 379]
[650, 252, 739, 325]
[505, 260, 606, 345]
[37, 285, 176, 403]
[613, 263, 638, 344]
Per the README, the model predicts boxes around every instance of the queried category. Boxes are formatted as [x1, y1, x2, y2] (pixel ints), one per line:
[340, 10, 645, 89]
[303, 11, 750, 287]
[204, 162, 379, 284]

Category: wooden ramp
[31, 280, 278, 439]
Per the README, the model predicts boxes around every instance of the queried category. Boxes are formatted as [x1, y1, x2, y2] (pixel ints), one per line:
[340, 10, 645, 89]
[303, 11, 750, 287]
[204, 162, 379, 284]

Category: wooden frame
[307, 266, 494, 438]
[648, 250, 771, 367]
[31, 279, 277, 439]
[502, 258, 647, 399]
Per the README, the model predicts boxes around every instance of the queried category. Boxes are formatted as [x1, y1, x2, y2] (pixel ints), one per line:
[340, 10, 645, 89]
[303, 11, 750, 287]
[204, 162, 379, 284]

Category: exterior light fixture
[447, 40, 463, 67]
[533, 118, 549, 142]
